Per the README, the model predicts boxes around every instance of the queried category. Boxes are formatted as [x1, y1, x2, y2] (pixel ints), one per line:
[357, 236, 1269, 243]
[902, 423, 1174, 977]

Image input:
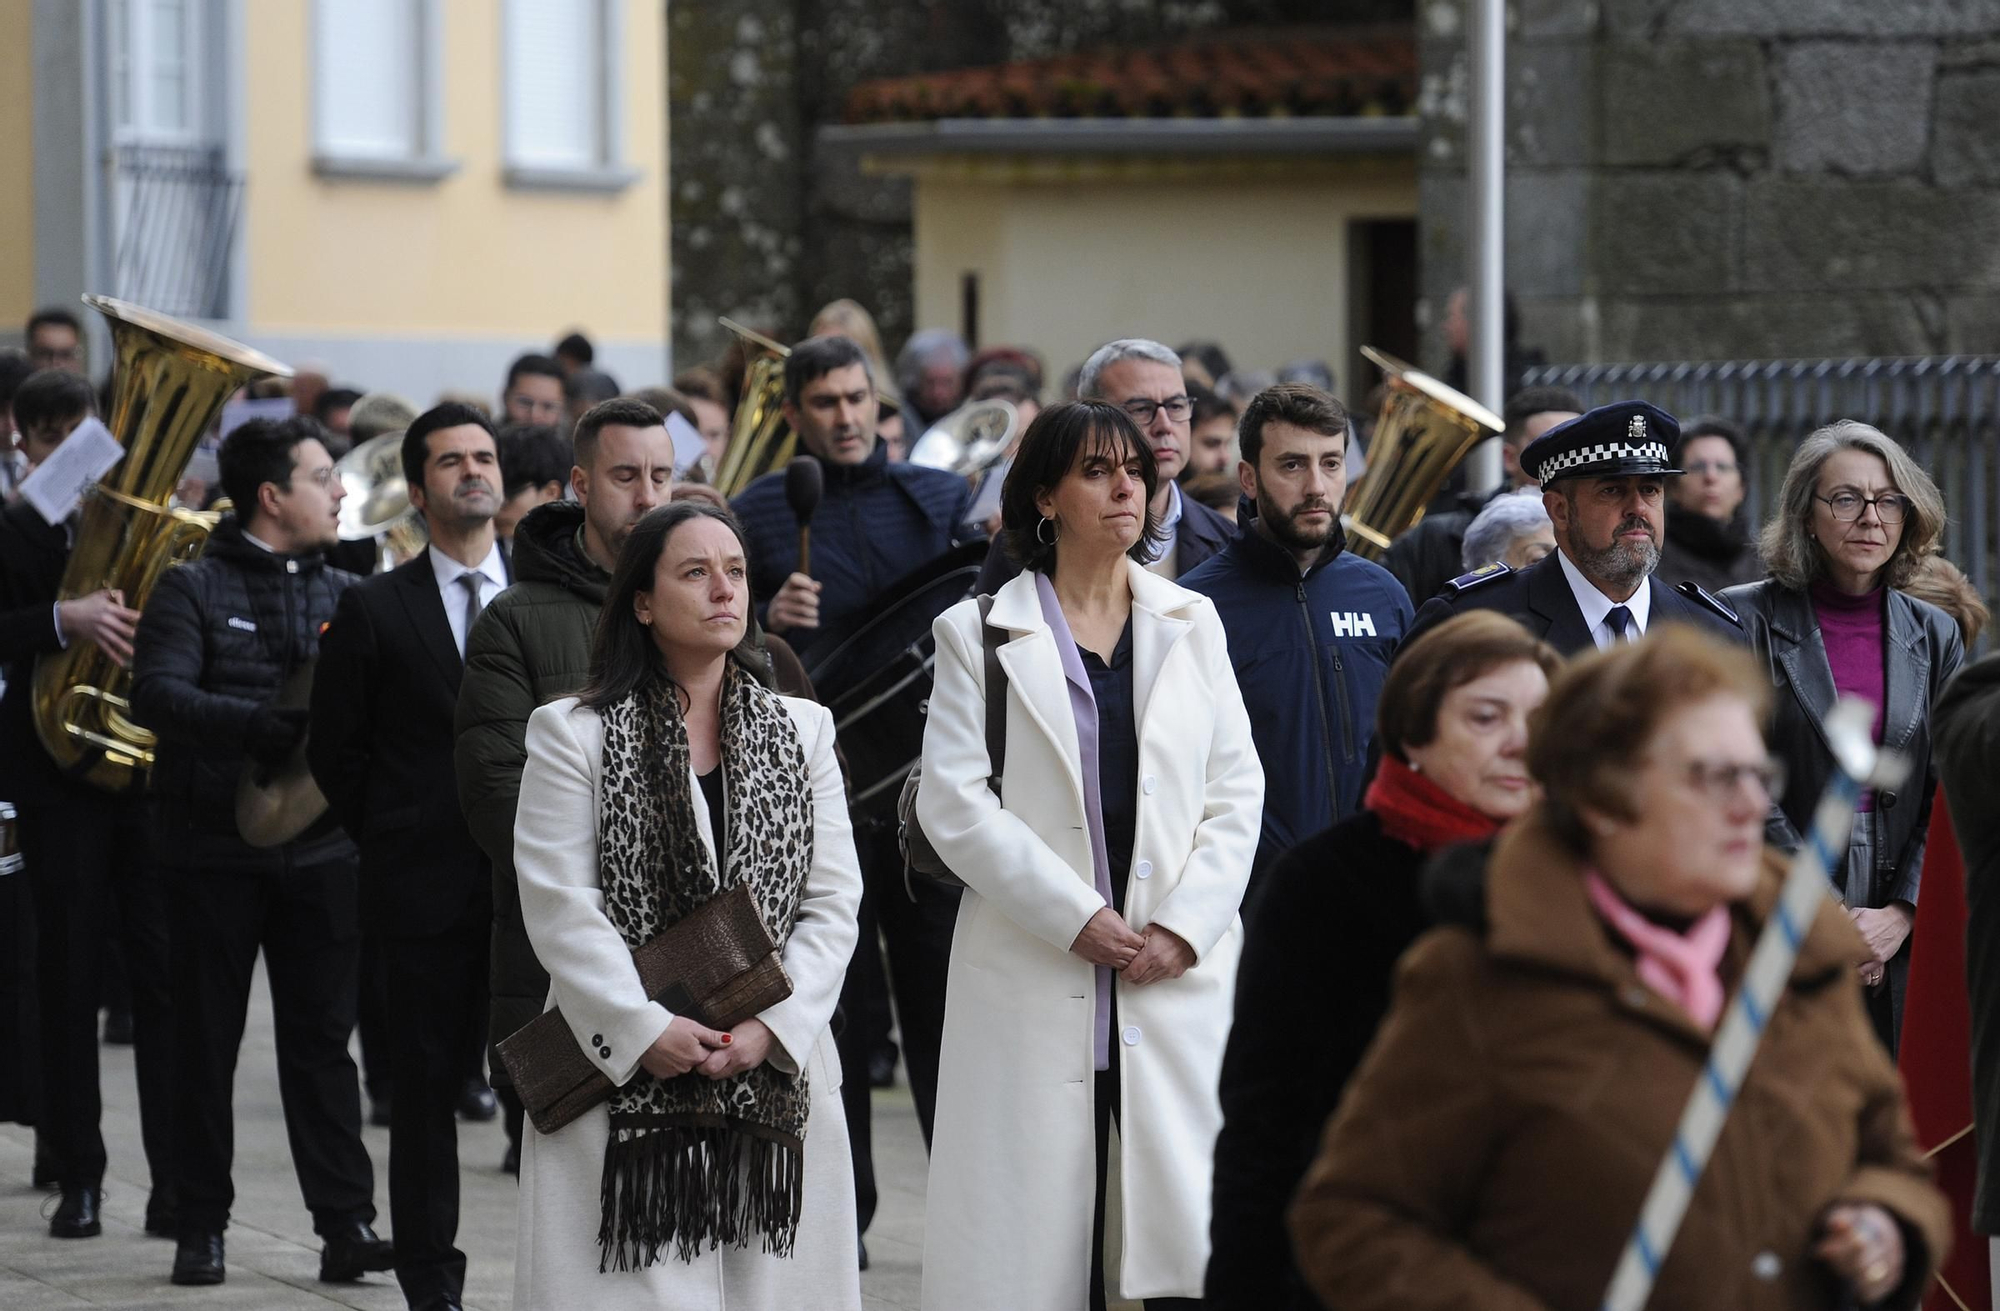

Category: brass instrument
[334, 430, 426, 571]
[907, 398, 1018, 481]
[1341, 345, 1505, 561]
[708, 316, 906, 497]
[34, 296, 289, 792]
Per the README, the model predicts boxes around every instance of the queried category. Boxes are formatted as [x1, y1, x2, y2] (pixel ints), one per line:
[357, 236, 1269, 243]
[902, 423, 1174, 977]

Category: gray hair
[1760, 420, 1945, 591]
[1077, 339, 1181, 400]
[1462, 489, 1553, 572]
[894, 329, 968, 395]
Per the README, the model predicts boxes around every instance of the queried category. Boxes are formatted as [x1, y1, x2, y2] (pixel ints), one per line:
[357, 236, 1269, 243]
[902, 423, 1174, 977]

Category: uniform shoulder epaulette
[1675, 580, 1742, 627]
[1441, 562, 1512, 596]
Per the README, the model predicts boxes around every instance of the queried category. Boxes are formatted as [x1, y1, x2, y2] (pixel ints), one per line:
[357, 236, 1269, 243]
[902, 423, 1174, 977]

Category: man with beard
[309, 403, 510, 1311]
[452, 398, 810, 1174]
[1180, 384, 1413, 899]
[973, 337, 1235, 592]
[130, 416, 389, 1286]
[1400, 400, 1741, 656]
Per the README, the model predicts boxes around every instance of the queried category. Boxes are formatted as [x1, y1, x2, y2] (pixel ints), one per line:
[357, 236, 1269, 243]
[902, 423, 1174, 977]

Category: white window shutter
[505, 0, 602, 168]
[316, 0, 422, 158]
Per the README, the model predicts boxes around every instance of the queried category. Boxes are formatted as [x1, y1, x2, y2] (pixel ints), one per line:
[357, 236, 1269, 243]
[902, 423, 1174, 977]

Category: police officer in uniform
[1400, 400, 1741, 656]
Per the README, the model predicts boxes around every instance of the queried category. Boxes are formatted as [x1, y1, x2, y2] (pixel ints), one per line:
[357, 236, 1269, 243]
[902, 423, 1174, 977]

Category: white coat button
[1121, 1025, 1142, 1047]
[1142, 775, 1158, 795]
[1751, 1251, 1781, 1281]
[1135, 860, 1153, 880]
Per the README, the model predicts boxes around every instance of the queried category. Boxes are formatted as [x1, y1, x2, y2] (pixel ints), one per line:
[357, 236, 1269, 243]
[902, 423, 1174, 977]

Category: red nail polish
[720, 1034, 732, 1044]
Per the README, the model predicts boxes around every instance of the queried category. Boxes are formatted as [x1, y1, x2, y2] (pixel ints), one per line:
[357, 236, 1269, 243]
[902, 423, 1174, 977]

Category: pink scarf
[1584, 871, 1731, 1030]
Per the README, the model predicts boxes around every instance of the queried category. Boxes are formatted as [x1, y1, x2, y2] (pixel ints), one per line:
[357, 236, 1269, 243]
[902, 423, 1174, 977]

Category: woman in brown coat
[1289, 625, 1949, 1311]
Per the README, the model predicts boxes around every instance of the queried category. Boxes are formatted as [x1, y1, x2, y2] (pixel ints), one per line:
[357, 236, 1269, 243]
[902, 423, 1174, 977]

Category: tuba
[710, 317, 796, 497]
[1340, 345, 1505, 561]
[33, 296, 290, 792]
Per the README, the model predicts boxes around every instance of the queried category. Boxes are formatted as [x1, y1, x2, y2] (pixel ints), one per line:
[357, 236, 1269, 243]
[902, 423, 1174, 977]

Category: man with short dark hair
[500, 354, 565, 428]
[1181, 383, 1414, 897]
[1182, 381, 1237, 477]
[1383, 384, 1583, 605]
[26, 307, 84, 374]
[552, 330, 593, 377]
[0, 370, 175, 1241]
[492, 424, 570, 543]
[1400, 400, 1742, 656]
[310, 402, 508, 1311]
[130, 416, 389, 1286]
[313, 386, 365, 447]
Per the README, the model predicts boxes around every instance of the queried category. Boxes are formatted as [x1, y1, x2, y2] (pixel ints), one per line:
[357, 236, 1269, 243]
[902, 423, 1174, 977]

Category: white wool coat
[915, 564, 1264, 1309]
[509, 694, 863, 1311]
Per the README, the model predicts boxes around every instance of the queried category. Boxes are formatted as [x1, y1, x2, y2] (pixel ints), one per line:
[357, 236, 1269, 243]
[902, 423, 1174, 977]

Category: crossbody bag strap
[977, 593, 1006, 799]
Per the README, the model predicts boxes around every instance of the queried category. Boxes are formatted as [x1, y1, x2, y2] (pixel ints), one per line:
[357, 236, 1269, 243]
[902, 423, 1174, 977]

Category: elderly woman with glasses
[1459, 488, 1556, 574]
[1721, 422, 1963, 1054]
[1289, 626, 1949, 1311]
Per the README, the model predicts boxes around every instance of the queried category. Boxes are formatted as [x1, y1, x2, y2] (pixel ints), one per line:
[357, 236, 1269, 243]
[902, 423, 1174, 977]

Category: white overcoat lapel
[1128, 561, 1195, 731]
[987, 573, 1087, 815]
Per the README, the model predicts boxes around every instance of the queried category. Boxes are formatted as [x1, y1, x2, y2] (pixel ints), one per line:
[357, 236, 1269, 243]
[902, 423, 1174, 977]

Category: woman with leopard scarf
[510, 502, 863, 1309]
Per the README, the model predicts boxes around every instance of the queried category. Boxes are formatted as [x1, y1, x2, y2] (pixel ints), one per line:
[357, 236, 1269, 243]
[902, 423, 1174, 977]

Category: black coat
[0, 500, 80, 806]
[1207, 810, 1432, 1311]
[1401, 550, 1743, 658]
[308, 546, 505, 937]
[1657, 505, 1763, 595]
[1380, 489, 1498, 606]
[971, 491, 1235, 595]
[1719, 579, 1964, 906]
[128, 518, 357, 870]
[1933, 653, 2000, 1231]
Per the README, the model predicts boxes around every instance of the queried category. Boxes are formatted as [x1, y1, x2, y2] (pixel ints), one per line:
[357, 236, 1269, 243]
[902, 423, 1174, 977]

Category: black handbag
[897, 594, 1006, 890]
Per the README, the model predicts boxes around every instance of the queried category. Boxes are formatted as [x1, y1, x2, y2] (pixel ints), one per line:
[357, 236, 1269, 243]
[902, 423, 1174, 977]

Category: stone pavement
[0, 960, 929, 1310]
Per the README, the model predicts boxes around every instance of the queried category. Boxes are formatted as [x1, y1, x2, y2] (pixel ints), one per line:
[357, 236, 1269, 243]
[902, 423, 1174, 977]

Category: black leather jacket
[1719, 577, 1965, 908]
[129, 517, 358, 871]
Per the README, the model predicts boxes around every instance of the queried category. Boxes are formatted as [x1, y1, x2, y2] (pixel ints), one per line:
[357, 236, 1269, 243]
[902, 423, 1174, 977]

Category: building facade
[3, 0, 668, 404]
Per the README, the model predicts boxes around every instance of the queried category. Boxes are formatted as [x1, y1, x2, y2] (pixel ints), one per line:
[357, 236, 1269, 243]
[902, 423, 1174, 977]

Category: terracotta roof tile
[843, 25, 1416, 125]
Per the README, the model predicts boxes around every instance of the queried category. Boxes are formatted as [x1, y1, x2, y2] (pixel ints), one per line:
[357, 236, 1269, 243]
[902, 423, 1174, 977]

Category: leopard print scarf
[594, 663, 813, 1270]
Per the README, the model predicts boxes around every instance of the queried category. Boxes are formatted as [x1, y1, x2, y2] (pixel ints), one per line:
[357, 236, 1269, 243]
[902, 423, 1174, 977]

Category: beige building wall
[911, 159, 1415, 382]
[238, 0, 668, 390]
[0, 2, 34, 329]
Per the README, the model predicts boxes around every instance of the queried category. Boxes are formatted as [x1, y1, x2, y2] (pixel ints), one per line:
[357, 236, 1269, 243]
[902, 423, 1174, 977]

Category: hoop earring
[1036, 516, 1059, 546]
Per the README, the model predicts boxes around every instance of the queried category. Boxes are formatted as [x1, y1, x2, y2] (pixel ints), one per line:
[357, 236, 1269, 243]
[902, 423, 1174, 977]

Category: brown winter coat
[1288, 809, 1950, 1311]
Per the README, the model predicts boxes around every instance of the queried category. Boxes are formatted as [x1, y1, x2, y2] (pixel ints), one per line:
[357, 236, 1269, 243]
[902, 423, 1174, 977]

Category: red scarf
[1364, 755, 1503, 852]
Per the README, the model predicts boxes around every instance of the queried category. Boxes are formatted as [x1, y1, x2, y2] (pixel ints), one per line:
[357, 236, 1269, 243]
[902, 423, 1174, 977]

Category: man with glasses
[1400, 400, 1744, 657]
[130, 416, 391, 1288]
[973, 337, 1235, 592]
[1657, 416, 1763, 593]
[26, 307, 84, 375]
[499, 353, 565, 428]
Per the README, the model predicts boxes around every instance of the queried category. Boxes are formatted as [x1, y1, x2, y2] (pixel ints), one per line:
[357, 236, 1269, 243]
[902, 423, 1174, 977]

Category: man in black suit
[130, 416, 390, 1288]
[309, 402, 508, 1311]
[971, 337, 1233, 593]
[0, 371, 173, 1239]
[1399, 400, 1743, 656]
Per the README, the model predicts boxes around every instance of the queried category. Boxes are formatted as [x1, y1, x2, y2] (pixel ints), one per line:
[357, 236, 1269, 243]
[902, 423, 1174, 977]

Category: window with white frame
[503, 0, 632, 185]
[313, 0, 450, 175]
[108, 0, 204, 143]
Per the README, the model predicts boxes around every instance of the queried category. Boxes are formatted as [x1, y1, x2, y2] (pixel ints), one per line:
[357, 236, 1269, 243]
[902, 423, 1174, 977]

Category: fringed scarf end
[595, 1122, 805, 1272]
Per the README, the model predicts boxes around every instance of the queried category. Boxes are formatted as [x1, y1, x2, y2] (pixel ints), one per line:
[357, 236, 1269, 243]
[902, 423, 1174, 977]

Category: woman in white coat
[510, 501, 863, 1311]
[916, 400, 1265, 1310]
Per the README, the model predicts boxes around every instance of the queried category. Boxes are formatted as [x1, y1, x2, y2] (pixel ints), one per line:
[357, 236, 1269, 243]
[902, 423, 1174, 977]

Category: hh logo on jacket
[1328, 611, 1377, 638]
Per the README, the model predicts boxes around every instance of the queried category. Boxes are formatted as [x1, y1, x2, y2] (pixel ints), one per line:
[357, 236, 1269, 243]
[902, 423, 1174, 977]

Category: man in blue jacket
[1181, 384, 1413, 900]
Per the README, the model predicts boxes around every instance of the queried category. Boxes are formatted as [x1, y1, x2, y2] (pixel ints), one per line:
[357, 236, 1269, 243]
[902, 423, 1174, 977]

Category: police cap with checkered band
[1518, 400, 1683, 488]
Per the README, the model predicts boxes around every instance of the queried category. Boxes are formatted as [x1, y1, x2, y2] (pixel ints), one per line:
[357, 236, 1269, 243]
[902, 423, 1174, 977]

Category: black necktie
[457, 572, 484, 657]
[1605, 605, 1635, 643]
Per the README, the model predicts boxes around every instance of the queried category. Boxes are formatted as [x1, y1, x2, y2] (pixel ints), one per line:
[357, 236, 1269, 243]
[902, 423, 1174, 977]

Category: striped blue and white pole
[1599, 698, 1908, 1311]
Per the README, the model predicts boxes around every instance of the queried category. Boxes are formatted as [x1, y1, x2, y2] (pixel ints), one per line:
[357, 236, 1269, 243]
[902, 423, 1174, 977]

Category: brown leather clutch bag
[497, 882, 793, 1135]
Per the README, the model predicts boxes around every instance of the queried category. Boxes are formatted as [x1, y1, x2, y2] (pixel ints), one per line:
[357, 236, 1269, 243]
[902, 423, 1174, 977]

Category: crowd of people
[0, 290, 1991, 1311]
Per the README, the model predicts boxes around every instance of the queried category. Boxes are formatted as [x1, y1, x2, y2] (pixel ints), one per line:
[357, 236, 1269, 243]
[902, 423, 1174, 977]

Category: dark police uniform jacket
[1399, 549, 1742, 658]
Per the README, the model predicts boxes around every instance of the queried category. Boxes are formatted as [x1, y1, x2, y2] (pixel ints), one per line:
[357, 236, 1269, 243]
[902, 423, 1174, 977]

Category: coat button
[1121, 1025, 1142, 1046]
[1751, 1251, 1781, 1281]
[1135, 860, 1153, 880]
[1142, 776, 1158, 795]
[1880, 789, 1898, 809]
[599, 1045, 612, 1059]
[591, 1034, 603, 1046]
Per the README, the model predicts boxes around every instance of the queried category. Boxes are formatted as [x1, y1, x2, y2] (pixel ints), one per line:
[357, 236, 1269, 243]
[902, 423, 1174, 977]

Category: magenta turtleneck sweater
[1811, 579, 1887, 809]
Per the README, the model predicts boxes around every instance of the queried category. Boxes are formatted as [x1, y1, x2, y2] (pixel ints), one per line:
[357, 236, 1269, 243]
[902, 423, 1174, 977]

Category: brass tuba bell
[32, 296, 289, 792]
[1340, 345, 1505, 561]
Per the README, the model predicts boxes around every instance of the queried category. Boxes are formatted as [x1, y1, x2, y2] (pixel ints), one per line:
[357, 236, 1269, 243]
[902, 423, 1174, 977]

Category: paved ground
[0, 962, 930, 1310]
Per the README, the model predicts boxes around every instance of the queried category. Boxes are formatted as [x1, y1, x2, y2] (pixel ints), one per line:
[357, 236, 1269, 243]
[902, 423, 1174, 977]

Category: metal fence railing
[109, 144, 243, 321]
[1521, 356, 2000, 629]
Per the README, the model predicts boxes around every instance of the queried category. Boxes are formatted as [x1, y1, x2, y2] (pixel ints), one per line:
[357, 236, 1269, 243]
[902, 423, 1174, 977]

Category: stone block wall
[1417, 0, 2000, 371]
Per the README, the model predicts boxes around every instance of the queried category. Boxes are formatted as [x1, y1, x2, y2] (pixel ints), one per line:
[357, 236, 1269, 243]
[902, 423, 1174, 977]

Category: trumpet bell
[1341, 346, 1505, 561]
[908, 399, 1018, 480]
[334, 432, 412, 541]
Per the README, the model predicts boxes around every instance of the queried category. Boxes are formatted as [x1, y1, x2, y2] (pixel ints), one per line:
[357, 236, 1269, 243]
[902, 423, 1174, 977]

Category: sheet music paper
[19, 417, 124, 525]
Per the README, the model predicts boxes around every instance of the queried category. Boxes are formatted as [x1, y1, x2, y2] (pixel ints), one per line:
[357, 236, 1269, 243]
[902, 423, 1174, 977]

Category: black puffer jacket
[130, 517, 358, 871]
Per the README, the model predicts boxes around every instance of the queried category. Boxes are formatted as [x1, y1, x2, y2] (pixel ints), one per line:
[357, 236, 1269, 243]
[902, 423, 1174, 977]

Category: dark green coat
[454, 499, 815, 1074]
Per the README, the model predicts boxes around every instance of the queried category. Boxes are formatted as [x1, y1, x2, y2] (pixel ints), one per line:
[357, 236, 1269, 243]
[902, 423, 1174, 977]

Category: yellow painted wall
[0, 1, 35, 326]
[241, 0, 666, 341]
[911, 158, 1415, 383]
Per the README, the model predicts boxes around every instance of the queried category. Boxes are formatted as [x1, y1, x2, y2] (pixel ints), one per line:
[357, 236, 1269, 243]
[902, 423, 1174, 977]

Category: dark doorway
[1345, 218, 1419, 414]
